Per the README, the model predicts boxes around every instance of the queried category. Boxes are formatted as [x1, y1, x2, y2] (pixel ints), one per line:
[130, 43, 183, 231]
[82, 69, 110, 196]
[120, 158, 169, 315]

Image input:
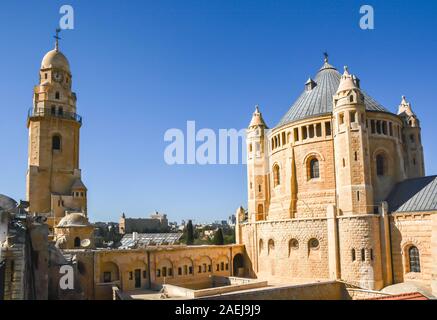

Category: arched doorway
[233, 254, 244, 277]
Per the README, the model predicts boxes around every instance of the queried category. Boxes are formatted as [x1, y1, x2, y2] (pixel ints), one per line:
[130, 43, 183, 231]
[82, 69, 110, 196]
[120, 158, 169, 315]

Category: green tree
[212, 228, 224, 245]
[185, 220, 194, 245]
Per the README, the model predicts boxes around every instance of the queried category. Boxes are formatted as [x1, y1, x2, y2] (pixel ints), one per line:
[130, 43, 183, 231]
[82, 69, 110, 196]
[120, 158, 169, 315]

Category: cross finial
[54, 28, 61, 51]
[323, 51, 328, 63]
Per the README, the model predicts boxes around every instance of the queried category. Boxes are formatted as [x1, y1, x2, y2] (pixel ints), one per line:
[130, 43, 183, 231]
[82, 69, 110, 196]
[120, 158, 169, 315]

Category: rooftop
[386, 175, 437, 213]
[276, 58, 389, 127]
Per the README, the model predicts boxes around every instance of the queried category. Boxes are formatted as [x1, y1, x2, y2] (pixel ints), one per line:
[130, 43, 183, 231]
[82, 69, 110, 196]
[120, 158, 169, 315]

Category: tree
[212, 228, 224, 245]
[185, 220, 194, 245]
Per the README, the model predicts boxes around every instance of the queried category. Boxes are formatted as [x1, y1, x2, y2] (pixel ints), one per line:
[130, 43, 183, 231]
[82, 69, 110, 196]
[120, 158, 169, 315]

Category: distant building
[119, 211, 169, 234]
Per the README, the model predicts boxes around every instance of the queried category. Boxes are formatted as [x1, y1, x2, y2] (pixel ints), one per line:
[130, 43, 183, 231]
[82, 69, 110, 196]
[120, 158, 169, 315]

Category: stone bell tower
[332, 67, 373, 215]
[26, 31, 87, 231]
[246, 105, 269, 222]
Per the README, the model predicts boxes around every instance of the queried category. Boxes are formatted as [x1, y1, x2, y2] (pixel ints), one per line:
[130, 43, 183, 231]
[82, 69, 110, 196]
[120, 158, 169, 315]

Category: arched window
[257, 204, 264, 214]
[268, 239, 275, 255]
[52, 135, 61, 151]
[309, 238, 319, 250]
[376, 154, 385, 176]
[289, 239, 299, 256]
[408, 246, 421, 273]
[273, 164, 280, 186]
[55, 91, 60, 99]
[74, 237, 81, 248]
[309, 158, 320, 179]
[259, 239, 263, 255]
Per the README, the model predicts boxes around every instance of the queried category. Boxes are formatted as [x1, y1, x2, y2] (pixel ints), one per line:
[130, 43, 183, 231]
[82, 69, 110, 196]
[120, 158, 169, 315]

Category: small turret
[398, 96, 424, 178]
[333, 66, 373, 214]
[248, 105, 267, 129]
[246, 105, 269, 222]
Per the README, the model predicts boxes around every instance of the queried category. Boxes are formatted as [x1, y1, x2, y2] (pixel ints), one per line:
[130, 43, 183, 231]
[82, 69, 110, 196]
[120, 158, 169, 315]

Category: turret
[332, 66, 373, 214]
[398, 96, 425, 178]
[246, 105, 269, 222]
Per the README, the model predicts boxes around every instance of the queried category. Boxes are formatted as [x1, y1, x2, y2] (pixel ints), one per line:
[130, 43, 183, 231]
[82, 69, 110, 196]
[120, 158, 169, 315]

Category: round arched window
[309, 238, 319, 249]
[289, 239, 299, 250]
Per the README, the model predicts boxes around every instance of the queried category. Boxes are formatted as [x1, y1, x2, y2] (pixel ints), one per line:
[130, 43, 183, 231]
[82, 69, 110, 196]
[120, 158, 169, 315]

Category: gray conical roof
[277, 61, 389, 127]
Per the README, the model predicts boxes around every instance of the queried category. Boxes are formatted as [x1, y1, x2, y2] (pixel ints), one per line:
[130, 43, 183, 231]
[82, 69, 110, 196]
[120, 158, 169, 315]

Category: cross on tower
[323, 51, 329, 63]
[54, 28, 61, 51]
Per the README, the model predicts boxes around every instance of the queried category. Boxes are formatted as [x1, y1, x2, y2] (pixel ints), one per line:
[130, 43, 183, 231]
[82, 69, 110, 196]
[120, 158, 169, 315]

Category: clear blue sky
[1, 0, 436, 223]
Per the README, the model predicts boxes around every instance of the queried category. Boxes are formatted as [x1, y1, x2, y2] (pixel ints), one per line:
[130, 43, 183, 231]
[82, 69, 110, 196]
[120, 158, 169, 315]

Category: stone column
[327, 204, 340, 280]
[380, 202, 393, 286]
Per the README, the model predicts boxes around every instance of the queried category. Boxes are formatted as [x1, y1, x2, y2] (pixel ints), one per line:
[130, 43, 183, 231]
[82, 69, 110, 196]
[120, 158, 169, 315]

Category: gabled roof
[386, 175, 437, 213]
[276, 60, 389, 127]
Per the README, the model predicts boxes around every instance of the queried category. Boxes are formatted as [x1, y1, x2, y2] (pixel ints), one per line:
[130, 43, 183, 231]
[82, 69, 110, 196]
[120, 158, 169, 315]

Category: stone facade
[238, 57, 437, 295]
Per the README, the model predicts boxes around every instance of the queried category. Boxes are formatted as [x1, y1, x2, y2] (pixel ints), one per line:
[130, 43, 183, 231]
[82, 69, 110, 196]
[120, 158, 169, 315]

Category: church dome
[0, 194, 17, 212]
[57, 213, 90, 228]
[276, 59, 390, 127]
[41, 49, 70, 73]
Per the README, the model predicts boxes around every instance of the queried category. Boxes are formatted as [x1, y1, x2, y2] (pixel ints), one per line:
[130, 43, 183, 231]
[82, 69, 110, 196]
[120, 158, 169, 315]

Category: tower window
[45, 73, 48, 79]
[302, 126, 308, 139]
[74, 237, 81, 248]
[409, 134, 415, 143]
[309, 238, 319, 249]
[350, 111, 356, 122]
[51, 106, 56, 115]
[354, 151, 358, 161]
[371, 120, 376, 134]
[294, 128, 299, 142]
[352, 249, 356, 261]
[52, 135, 61, 151]
[258, 185, 261, 192]
[249, 143, 252, 153]
[325, 122, 331, 136]
[389, 122, 393, 136]
[316, 123, 322, 137]
[343, 158, 346, 167]
[55, 91, 60, 100]
[273, 164, 280, 186]
[361, 249, 365, 261]
[257, 204, 264, 215]
[376, 154, 385, 176]
[413, 158, 416, 166]
[376, 121, 382, 134]
[309, 158, 320, 179]
[370, 249, 374, 261]
[58, 107, 63, 116]
[268, 239, 275, 255]
[339, 113, 344, 125]
[408, 246, 420, 273]
[357, 191, 360, 201]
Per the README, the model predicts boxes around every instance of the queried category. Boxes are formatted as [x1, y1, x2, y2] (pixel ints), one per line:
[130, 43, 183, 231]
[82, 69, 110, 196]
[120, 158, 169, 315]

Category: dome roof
[41, 49, 70, 72]
[57, 213, 90, 228]
[276, 60, 390, 127]
[0, 194, 17, 212]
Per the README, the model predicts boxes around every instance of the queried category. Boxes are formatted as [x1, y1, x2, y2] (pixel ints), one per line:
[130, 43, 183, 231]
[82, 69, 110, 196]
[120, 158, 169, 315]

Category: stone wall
[199, 280, 347, 300]
[241, 218, 330, 283]
[61, 244, 245, 300]
[390, 212, 434, 285]
[337, 214, 383, 290]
